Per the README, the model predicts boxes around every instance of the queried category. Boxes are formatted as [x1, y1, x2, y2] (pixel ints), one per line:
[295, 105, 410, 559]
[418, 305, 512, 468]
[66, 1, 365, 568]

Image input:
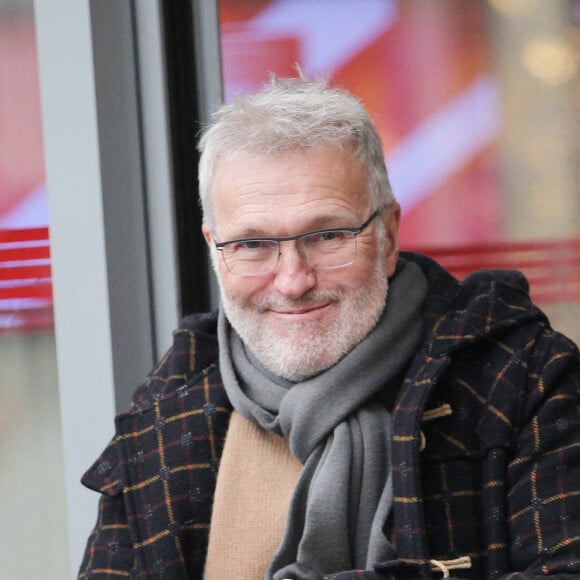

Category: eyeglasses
[214, 210, 379, 277]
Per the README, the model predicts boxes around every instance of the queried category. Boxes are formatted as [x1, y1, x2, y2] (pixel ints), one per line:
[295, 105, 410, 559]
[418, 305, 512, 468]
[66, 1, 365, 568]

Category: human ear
[202, 223, 212, 247]
[383, 203, 401, 276]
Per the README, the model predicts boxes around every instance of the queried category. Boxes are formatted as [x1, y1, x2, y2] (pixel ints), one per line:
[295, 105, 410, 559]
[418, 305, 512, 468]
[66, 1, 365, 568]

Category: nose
[272, 241, 316, 299]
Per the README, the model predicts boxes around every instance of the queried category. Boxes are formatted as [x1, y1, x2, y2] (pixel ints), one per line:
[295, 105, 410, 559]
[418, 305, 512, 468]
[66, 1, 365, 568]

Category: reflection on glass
[218, 0, 580, 344]
[0, 2, 69, 578]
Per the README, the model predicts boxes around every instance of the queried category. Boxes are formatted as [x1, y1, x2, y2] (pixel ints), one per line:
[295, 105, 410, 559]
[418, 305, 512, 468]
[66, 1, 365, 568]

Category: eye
[307, 230, 348, 244]
[320, 231, 344, 241]
[239, 240, 265, 250]
[227, 240, 276, 259]
[227, 239, 267, 251]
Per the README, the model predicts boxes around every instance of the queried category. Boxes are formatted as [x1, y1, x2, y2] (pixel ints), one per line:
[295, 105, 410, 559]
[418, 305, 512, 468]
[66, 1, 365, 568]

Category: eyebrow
[222, 214, 357, 241]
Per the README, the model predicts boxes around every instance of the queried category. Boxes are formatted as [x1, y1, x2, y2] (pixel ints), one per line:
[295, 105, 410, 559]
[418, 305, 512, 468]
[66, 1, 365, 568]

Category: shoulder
[401, 251, 550, 356]
[81, 311, 230, 495]
[402, 253, 579, 448]
[130, 311, 221, 414]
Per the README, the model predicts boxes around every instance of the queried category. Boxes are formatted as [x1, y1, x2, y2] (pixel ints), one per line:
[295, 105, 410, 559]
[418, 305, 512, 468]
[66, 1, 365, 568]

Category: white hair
[197, 76, 396, 228]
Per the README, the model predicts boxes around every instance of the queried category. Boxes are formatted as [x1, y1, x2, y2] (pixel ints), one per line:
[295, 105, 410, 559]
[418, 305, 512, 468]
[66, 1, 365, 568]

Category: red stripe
[409, 238, 580, 305]
[0, 246, 51, 262]
[411, 238, 580, 256]
[0, 283, 52, 300]
[0, 227, 50, 243]
[0, 264, 52, 281]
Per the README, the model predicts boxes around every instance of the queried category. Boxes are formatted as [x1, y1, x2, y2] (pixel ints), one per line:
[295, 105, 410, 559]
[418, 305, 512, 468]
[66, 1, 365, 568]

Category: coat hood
[400, 251, 548, 359]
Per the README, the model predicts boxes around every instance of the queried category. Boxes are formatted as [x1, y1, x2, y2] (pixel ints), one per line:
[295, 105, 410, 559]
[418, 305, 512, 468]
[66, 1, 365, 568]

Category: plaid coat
[79, 253, 580, 579]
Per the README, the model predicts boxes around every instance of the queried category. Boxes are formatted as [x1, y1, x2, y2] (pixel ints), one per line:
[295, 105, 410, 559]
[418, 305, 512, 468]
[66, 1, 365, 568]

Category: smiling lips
[268, 302, 332, 319]
[256, 288, 342, 319]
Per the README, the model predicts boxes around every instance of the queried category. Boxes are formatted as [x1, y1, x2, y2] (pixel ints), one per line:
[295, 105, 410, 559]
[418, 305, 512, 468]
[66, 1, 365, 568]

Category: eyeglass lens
[222, 230, 357, 276]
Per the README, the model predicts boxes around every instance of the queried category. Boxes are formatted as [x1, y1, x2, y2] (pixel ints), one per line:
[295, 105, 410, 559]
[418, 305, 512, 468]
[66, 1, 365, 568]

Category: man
[79, 77, 580, 579]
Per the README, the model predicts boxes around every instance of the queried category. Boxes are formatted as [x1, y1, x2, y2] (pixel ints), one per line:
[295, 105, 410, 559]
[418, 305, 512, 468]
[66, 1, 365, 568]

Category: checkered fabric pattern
[387, 254, 580, 578]
[79, 313, 232, 579]
[78, 253, 580, 579]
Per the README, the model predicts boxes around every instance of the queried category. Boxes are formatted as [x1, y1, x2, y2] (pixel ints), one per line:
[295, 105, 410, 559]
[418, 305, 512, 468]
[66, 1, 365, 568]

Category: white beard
[219, 255, 389, 382]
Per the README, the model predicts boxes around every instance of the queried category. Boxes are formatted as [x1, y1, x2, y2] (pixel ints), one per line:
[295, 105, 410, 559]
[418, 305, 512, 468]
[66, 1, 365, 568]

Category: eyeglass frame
[213, 209, 380, 277]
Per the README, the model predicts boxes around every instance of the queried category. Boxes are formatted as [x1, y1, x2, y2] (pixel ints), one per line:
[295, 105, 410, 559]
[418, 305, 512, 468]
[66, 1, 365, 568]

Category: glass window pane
[218, 0, 580, 345]
[0, 2, 69, 577]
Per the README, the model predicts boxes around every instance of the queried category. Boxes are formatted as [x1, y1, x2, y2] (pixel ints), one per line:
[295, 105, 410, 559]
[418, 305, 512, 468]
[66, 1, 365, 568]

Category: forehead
[211, 148, 370, 236]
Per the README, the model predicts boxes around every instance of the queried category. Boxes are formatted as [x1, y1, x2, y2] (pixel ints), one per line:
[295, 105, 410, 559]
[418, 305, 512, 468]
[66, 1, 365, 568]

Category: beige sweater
[203, 411, 302, 579]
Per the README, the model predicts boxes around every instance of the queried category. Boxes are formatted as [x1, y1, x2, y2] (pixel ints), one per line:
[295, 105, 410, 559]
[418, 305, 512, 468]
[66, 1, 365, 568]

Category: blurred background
[1, 0, 579, 577]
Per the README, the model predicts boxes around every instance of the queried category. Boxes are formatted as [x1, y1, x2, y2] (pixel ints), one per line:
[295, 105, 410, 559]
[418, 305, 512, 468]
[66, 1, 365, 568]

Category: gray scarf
[218, 260, 428, 579]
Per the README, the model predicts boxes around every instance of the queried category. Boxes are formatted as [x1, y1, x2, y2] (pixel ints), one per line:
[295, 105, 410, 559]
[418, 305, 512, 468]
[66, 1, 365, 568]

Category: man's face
[203, 147, 400, 381]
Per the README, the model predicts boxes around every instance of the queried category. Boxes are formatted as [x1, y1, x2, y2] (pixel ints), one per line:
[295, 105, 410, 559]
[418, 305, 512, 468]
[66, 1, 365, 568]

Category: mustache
[256, 288, 344, 313]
